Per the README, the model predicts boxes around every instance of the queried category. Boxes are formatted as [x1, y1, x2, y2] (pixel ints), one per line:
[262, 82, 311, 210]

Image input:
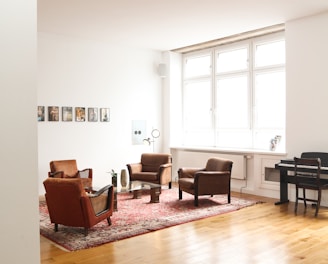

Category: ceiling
[38, 0, 328, 51]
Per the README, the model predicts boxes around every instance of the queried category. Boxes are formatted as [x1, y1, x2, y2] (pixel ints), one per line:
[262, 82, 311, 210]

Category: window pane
[185, 55, 211, 78]
[254, 71, 285, 129]
[183, 130, 214, 146]
[183, 80, 212, 129]
[216, 75, 249, 128]
[217, 48, 248, 73]
[255, 40, 285, 67]
[216, 130, 252, 148]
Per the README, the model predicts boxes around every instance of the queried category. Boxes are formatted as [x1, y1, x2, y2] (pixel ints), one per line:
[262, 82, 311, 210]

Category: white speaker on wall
[158, 63, 166, 78]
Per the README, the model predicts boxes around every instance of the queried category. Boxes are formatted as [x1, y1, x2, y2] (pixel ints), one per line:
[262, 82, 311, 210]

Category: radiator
[215, 153, 246, 180]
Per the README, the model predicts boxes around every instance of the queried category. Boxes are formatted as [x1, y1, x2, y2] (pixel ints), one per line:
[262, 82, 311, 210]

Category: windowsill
[170, 145, 286, 156]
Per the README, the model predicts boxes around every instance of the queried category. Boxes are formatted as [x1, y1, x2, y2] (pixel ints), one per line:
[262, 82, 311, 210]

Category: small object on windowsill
[270, 139, 276, 151]
[270, 135, 282, 151]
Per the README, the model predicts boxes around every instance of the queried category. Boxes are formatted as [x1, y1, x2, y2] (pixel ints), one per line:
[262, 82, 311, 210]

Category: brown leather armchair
[178, 157, 233, 206]
[48, 159, 93, 188]
[127, 153, 172, 188]
[43, 178, 114, 236]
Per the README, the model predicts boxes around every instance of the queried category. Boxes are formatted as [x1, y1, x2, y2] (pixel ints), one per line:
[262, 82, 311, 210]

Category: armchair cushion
[50, 159, 78, 178]
[131, 172, 158, 182]
[48, 159, 93, 188]
[141, 154, 170, 172]
[178, 178, 194, 190]
[205, 158, 232, 171]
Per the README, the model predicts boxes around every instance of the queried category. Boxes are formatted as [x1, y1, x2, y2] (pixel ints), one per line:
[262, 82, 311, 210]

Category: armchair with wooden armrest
[48, 159, 93, 188]
[127, 153, 172, 188]
[178, 157, 233, 206]
[43, 178, 114, 236]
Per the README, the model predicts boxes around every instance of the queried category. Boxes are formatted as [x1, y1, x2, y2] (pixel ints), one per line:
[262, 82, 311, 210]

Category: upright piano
[274, 152, 328, 205]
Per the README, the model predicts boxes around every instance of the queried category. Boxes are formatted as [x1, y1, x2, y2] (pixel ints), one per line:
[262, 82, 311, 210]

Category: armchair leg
[194, 195, 199, 206]
[179, 189, 182, 200]
[84, 228, 88, 236]
[168, 182, 172, 189]
[107, 217, 112, 226]
[54, 223, 58, 232]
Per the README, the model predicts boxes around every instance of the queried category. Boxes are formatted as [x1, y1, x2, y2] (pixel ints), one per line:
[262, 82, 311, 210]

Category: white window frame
[182, 32, 285, 151]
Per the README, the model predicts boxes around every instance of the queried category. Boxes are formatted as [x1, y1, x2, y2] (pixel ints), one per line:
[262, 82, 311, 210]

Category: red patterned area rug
[40, 188, 259, 251]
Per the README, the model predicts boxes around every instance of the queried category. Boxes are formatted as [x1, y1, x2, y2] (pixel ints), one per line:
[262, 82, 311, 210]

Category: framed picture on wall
[75, 107, 86, 122]
[48, 106, 59, 121]
[100, 108, 110, 122]
[88, 107, 98, 122]
[37, 106, 45, 121]
[62, 106, 73, 122]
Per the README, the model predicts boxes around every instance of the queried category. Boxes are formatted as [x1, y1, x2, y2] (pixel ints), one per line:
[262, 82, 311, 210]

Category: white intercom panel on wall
[131, 120, 146, 145]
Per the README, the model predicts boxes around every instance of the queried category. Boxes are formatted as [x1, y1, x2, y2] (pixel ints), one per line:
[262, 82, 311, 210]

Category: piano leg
[275, 169, 289, 205]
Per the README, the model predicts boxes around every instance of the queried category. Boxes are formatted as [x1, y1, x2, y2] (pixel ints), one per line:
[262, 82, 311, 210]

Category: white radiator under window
[216, 153, 246, 180]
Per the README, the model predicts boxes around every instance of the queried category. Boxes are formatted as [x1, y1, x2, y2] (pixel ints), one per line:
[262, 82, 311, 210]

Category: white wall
[286, 12, 328, 158]
[0, 0, 40, 263]
[38, 33, 164, 193]
[283, 12, 328, 204]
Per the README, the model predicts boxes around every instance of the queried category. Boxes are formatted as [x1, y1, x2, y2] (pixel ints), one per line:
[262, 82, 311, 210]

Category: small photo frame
[75, 107, 86, 122]
[48, 106, 59, 121]
[62, 107, 73, 122]
[88, 107, 98, 122]
[37, 106, 45, 122]
[100, 108, 110, 122]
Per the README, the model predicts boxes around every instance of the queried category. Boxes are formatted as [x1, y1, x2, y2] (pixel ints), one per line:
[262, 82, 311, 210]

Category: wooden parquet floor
[40, 191, 328, 264]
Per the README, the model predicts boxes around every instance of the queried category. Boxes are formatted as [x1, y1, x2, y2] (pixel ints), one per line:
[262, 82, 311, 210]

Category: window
[183, 53, 214, 146]
[185, 54, 211, 78]
[217, 47, 248, 73]
[182, 33, 285, 151]
[216, 75, 249, 129]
